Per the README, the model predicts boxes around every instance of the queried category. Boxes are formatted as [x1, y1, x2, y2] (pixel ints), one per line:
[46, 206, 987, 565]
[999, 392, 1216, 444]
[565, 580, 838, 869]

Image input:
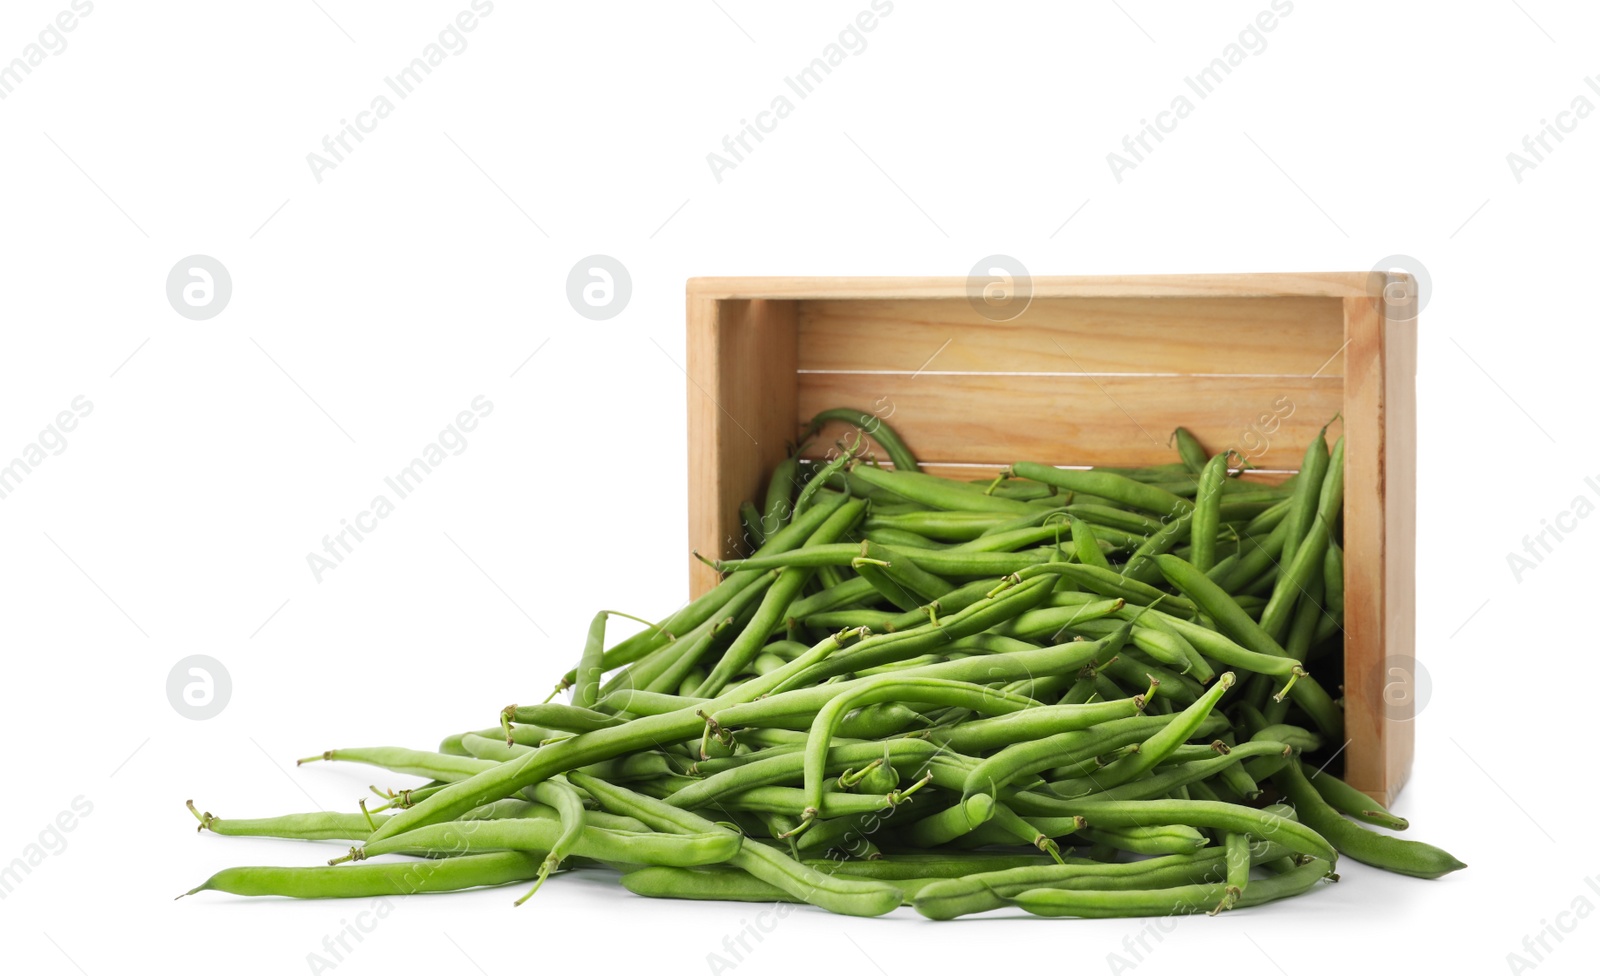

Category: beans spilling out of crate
[182, 409, 1463, 918]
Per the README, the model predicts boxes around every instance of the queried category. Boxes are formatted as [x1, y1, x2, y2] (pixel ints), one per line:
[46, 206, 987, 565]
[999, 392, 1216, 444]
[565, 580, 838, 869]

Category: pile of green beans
[181, 410, 1463, 918]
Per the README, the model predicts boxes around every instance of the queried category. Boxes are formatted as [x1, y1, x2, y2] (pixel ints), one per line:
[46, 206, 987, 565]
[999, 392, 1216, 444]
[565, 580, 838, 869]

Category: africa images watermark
[1505, 473, 1600, 582]
[1505, 870, 1600, 973]
[0, 395, 94, 503]
[1506, 75, 1600, 183]
[0, 796, 94, 901]
[0, 0, 94, 102]
[1106, 0, 1294, 183]
[305, 396, 493, 582]
[306, 0, 496, 183]
[706, 0, 895, 183]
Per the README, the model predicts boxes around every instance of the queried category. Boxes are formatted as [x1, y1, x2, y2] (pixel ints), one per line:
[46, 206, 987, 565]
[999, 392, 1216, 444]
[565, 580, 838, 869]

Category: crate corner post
[1341, 273, 1418, 807]
[685, 282, 800, 599]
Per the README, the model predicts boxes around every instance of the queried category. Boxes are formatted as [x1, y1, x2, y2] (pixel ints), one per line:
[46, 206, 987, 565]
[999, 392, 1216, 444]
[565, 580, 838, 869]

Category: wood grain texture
[686, 297, 798, 597]
[798, 297, 1346, 376]
[1339, 286, 1416, 807]
[876, 461, 1293, 486]
[1383, 294, 1418, 806]
[799, 372, 1339, 470]
[689, 272, 1375, 301]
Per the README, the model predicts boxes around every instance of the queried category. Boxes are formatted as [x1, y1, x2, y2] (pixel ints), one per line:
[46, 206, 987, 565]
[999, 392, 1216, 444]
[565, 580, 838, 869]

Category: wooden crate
[684, 273, 1417, 805]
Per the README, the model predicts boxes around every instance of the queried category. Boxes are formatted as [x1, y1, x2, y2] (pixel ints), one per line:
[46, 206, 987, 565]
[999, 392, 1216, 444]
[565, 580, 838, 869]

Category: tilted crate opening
[685, 274, 1415, 805]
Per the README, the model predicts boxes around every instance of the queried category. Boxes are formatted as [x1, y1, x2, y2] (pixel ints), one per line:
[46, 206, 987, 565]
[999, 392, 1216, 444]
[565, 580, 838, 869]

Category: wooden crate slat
[689, 272, 1375, 301]
[686, 297, 799, 597]
[799, 297, 1346, 376]
[798, 372, 1341, 470]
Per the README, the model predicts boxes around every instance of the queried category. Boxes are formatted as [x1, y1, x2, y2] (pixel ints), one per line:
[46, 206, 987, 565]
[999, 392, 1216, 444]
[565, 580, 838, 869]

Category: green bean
[1189, 453, 1232, 573]
[1071, 519, 1112, 571]
[1303, 761, 1408, 830]
[1210, 831, 1252, 914]
[1259, 436, 1344, 642]
[1049, 674, 1235, 797]
[987, 803, 1070, 859]
[511, 776, 588, 904]
[1154, 554, 1341, 736]
[561, 492, 850, 693]
[865, 511, 1011, 541]
[888, 545, 1052, 578]
[1121, 509, 1195, 585]
[1273, 762, 1463, 879]
[598, 689, 708, 716]
[1016, 562, 1195, 615]
[1006, 855, 1333, 918]
[849, 463, 1036, 514]
[950, 523, 1069, 555]
[794, 453, 856, 518]
[856, 540, 953, 608]
[863, 526, 942, 550]
[739, 500, 766, 548]
[785, 577, 879, 619]
[1314, 539, 1345, 647]
[1086, 741, 1290, 802]
[1213, 739, 1265, 802]
[1034, 798, 1336, 864]
[1216, 499, 1276, 522]
[296, 747, 493, 784]
[804, 407, 921, 473]
[187, 801, 383, 841]
[571, 611, 616, 709]
[936, 697, 1148, 753]
[352, 818, 742, 869]
[1243, 497, 1292, 536]
[897, 793, 997, 846]
[643, 612, 752, 697]
[912, 838, 1294, 919]
[1010, 462, 1193, 517]
[772, 575, 1058, 689]
[505, 703, 623, 735]
[695, 500, 867, 696]
[763, 455, 800, 532]
[439, 728, 512, 756]
[1098, 601, 1299, 678]
[1252, 723, 1322, 754]
[1065, 503, 1164, 536]
[1058, 616, 1194, 674]
[621, 865, 806, 904]
[1210, 514, 1289, 591]
[610, 589, 765, 698]
[667, 739, 943, 811]
[460, 734, 531, 762]
[875, 576, 1018, 634]
[181, 852, 547, 900]
[1172, 427, 1209, 476]
[998, 599, 1126, 642]
[1080, 824, 1207, 856]
[1098, 653, 1204, 706]
[967, 714, 1223, 798]
[802, 677, 1042, 815]
[569, 772, 902, 916]
[812, 852, 1055, 879]
[1280, 427, 1331, 571]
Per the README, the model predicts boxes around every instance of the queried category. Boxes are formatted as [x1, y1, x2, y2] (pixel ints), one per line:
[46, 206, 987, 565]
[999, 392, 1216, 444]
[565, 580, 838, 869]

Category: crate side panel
[798, 297, 1346, 376]
[687, 298, 798, 597]
[797, 372, 1341, 470]
[1340, 295, 1392, 803]
[1382, 300, 1418, 802]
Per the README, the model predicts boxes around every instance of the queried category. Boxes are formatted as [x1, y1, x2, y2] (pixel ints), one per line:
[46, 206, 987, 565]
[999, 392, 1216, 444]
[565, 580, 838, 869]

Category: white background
[0, 2, 1592, 974]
